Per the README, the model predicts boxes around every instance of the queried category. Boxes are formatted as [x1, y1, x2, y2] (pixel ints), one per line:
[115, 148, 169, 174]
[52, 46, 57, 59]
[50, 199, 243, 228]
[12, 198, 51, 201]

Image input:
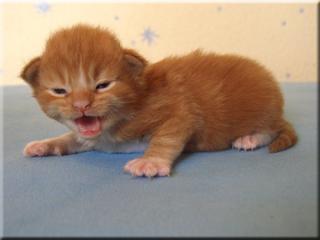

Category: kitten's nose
[73, 100, 90, 112]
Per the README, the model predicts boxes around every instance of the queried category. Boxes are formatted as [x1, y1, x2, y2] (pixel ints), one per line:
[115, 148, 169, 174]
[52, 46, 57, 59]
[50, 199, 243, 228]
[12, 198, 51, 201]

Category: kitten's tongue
[74, 116, 101, 137]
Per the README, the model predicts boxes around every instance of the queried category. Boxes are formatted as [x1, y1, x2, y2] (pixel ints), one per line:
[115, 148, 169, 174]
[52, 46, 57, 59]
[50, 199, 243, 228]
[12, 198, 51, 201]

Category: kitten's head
[21, 24, 147, 139]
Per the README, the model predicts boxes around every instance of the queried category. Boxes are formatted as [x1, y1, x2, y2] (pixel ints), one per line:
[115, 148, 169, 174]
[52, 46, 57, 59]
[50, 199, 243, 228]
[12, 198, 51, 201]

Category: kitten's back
[143, 50, 295, 152]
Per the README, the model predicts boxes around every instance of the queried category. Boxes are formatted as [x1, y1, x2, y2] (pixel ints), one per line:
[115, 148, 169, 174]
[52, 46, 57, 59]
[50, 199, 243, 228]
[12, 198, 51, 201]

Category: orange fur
[21, 24, 297, 177]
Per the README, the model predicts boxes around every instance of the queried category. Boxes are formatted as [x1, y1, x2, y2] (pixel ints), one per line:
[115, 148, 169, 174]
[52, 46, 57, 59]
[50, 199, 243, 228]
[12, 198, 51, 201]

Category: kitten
[21, 24, 297, 177]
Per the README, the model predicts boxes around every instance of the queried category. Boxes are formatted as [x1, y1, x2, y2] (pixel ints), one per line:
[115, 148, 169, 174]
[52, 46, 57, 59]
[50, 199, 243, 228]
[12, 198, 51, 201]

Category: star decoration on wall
[216, 6, 223, 12]
[36, 1, 51, 13]
[141, 27, 159, 45]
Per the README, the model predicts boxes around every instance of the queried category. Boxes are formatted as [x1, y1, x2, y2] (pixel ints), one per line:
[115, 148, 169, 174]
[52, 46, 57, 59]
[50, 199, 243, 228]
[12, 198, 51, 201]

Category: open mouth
[74, 116, 102, 138]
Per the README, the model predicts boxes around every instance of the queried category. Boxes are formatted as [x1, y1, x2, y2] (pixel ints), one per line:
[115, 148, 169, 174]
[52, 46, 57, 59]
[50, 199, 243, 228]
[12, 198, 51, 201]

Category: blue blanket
[3, 83, 317, 237]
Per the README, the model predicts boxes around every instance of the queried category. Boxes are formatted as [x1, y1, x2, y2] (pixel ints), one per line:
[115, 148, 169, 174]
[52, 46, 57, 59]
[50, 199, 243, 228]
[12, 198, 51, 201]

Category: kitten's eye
[51, 88, 67, 95]
[96, 82, 110, 90]
[96, 82, 112, 92]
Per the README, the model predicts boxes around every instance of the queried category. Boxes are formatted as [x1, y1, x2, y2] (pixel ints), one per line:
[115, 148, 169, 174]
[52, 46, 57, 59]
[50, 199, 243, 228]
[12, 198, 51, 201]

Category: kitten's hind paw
[232, 133, 273, 151]
[23, 140, 62, 157]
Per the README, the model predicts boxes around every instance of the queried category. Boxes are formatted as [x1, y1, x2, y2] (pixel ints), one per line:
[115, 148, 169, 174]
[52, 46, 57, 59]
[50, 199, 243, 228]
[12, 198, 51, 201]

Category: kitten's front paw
[124, 157, 171, 178]
[23, 140, 62, 157]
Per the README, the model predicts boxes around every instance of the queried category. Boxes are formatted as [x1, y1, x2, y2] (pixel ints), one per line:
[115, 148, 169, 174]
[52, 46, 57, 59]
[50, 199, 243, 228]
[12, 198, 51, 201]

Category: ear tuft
[123, 49, 147, 76]
[20, 57, 41, 86]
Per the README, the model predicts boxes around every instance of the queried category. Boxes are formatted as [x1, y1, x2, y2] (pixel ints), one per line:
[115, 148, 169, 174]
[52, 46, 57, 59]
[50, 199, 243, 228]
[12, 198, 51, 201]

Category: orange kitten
[21, 24, 297, 177]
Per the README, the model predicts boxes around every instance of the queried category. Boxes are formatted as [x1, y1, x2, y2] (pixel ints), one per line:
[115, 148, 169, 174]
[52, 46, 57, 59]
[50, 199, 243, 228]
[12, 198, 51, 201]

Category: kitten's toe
[23, 140, 50, 157]
[124, 158, 171, 178]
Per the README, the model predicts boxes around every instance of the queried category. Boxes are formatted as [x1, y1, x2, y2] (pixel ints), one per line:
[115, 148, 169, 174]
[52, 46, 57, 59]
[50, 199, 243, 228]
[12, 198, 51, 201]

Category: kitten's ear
[123, 49, 147, 77]
[20, 57, 41, 86]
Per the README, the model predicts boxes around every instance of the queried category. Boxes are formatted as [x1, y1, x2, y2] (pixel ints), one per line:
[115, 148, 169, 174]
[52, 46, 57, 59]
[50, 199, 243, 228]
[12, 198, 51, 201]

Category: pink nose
[73, 100, 90, 112]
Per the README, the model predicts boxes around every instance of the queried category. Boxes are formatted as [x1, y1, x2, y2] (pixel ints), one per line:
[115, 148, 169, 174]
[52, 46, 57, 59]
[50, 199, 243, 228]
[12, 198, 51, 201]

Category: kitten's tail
[268, 119, 298, 153]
